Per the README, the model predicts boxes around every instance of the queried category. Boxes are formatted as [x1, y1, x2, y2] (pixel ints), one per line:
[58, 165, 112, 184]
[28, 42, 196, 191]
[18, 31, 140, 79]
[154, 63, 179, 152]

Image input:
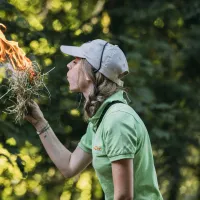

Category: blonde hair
[79, 59, 123, 121]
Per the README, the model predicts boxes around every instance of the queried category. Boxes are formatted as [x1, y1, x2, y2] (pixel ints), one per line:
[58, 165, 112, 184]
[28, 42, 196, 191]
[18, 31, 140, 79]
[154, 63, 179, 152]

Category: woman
[25, 39, 163, 200]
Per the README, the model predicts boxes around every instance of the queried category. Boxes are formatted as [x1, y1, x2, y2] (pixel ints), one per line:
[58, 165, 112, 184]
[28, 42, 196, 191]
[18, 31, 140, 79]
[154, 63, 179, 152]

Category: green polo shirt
[78, 90, 163, 200]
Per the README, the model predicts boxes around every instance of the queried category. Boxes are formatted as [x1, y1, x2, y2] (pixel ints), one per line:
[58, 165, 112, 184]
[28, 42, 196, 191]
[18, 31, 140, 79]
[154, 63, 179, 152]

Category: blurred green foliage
[0, 0, 200, 200]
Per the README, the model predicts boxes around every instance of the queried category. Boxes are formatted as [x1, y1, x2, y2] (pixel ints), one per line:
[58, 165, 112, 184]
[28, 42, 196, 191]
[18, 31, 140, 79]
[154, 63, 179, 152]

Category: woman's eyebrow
[75, 57, 81, 61]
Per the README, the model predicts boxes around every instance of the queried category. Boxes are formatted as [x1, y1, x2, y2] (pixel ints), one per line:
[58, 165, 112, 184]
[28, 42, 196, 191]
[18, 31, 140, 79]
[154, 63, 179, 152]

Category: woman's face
[66, 57, 91, 92]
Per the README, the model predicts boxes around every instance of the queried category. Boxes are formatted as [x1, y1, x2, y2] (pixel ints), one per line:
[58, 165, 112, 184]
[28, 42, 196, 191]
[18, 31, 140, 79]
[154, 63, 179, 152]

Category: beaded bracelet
[36, 123, 50, 135]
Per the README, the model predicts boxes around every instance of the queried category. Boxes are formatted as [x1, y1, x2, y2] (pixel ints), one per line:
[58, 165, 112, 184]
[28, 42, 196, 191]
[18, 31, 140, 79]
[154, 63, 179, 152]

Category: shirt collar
[89, 90, 128, 132]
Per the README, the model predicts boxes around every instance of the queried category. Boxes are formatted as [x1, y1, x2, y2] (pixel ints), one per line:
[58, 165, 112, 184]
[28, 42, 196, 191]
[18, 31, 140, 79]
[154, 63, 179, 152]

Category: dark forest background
[0, 0, 200, 199]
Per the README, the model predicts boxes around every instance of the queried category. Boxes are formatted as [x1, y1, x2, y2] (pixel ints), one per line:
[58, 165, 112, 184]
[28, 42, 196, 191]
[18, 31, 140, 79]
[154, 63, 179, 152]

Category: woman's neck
[81, 83, 93, 101]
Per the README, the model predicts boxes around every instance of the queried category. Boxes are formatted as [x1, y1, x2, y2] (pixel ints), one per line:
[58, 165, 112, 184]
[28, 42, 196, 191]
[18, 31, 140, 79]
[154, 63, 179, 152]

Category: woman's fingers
[26, 101, 39, 114]
[25, 100, 45, 126]
[28, 100, 38, 109]
[25, 101, 40, 123]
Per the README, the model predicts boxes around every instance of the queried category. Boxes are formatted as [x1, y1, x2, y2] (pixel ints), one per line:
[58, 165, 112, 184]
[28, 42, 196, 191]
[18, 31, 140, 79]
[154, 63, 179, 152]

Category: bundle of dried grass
[0, 23, 52, 123]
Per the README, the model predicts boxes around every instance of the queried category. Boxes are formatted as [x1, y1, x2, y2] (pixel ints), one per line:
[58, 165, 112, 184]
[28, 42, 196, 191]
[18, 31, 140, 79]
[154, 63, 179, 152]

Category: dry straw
[0, 23, 53, 123]
[0, 61, 53, 123]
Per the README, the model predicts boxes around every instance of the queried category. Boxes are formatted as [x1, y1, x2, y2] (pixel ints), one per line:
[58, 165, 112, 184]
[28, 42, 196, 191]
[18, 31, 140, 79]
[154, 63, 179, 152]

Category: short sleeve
[78, 123, 93, 154]
[103, 111, 138, 162]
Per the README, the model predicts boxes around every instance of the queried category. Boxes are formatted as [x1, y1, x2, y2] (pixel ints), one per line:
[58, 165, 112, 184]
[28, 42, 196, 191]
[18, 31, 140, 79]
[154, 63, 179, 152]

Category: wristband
[36, 123, 50, 135]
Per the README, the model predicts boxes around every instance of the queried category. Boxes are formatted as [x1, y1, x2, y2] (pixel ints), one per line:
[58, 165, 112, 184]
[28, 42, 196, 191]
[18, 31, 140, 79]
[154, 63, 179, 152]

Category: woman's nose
[67, 63, 70, 68]
[67, 61, 73, 68]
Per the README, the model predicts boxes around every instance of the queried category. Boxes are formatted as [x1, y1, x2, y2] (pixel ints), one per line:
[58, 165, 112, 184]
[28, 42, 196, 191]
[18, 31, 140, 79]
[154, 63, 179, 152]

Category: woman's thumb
[24, 115, 37, 125]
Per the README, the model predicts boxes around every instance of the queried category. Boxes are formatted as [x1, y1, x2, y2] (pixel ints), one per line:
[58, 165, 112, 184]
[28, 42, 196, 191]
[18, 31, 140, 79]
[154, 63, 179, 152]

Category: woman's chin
[69, 87, 80, 93]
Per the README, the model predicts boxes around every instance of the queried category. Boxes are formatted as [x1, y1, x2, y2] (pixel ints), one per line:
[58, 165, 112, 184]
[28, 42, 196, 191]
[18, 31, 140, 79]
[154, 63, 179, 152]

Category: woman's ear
[85, 75, 91, 81]
[83, 70, 91, 81]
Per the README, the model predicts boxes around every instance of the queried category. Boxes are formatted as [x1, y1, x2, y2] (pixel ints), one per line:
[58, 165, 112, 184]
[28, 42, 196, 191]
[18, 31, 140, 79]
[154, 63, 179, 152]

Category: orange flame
[0, 23, 36, 80]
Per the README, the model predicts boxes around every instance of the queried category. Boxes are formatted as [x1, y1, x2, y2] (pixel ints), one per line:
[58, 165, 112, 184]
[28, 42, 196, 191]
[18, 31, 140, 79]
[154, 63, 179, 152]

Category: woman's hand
[24, 101, 47, 131]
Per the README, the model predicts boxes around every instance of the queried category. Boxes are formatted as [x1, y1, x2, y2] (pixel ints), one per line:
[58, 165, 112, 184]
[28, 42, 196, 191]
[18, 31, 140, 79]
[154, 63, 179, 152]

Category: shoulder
[102, 103, 148, 137]
[101, 103, 135, 130]
[105, 103, 143, 125]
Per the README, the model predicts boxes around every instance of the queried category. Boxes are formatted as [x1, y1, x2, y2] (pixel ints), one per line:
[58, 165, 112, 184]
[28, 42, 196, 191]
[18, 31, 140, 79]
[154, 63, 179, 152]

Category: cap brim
[60, 45, 85, 58]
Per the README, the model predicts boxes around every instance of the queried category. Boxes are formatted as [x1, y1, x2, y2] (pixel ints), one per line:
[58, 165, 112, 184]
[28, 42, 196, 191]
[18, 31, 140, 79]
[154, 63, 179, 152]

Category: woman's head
[63, 39, 129, 120]
[61, 39, 129, 87]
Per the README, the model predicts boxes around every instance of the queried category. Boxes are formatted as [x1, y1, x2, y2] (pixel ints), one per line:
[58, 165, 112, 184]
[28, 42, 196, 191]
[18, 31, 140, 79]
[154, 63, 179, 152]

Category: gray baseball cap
[60, 39, 129, 86]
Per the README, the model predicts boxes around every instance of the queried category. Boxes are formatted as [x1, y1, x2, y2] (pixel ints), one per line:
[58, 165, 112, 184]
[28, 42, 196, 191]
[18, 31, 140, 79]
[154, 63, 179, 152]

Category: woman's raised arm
[25, 101, 92, 178]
